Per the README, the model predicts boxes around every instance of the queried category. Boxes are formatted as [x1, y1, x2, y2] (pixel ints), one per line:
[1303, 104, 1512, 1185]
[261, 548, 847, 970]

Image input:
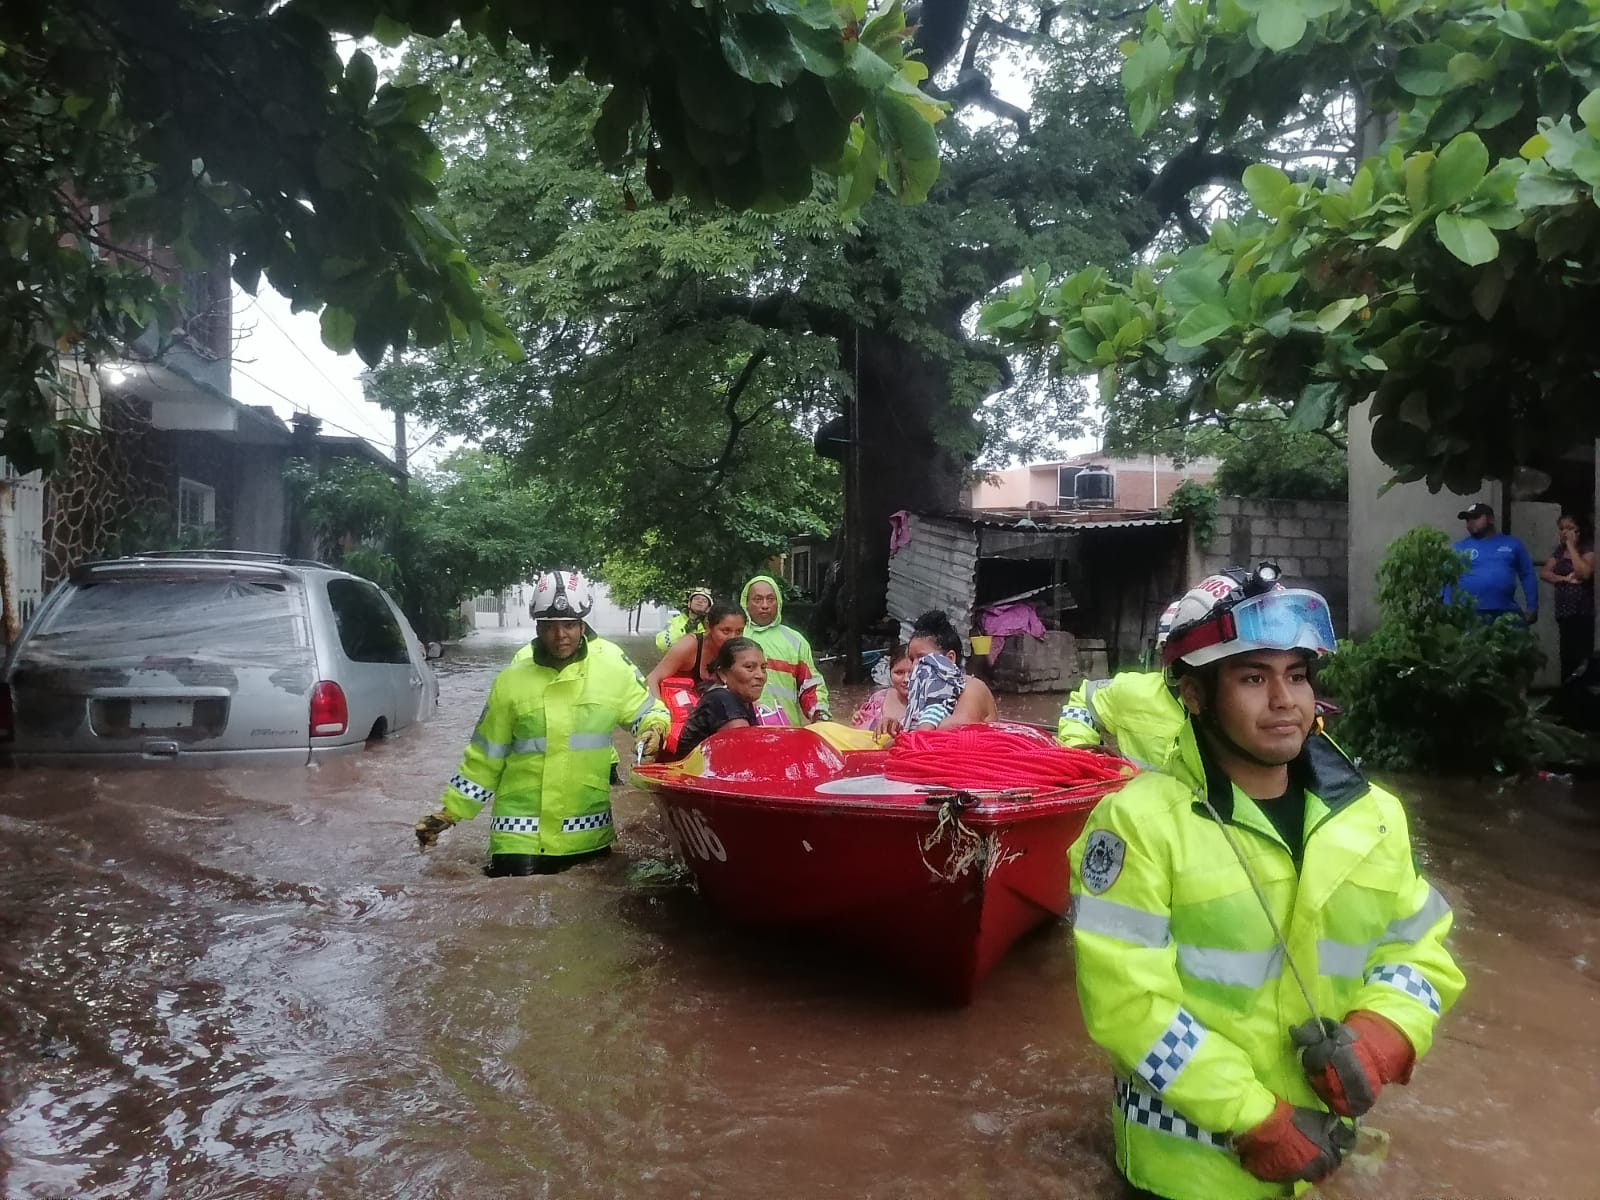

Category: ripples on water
[1, 629, 1596, 1198]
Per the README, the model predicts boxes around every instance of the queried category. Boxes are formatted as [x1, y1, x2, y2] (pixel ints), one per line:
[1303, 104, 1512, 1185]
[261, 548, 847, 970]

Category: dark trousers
[485, 847, 611, 877]
[1558, 613, 1595, 681]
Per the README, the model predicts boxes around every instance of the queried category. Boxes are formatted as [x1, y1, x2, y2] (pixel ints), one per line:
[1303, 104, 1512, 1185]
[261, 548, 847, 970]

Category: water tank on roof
[1073, 464, 1116, 508]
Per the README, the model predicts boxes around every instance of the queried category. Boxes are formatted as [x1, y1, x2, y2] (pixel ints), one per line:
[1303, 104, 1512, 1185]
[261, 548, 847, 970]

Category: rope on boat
[888, 727, 1130, 792]
[918, 792, 1021, 883]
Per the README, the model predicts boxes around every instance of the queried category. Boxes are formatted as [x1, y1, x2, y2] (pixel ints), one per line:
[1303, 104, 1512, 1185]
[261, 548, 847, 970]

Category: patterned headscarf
[905, 653, 965, 731]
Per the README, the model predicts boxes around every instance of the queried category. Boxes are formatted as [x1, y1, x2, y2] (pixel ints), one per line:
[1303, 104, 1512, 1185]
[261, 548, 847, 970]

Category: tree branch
[906, 0, 974, 76]
[927, 71, 1030, 131]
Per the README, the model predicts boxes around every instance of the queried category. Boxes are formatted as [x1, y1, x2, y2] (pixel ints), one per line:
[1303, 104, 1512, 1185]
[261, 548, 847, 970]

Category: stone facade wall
[1195, 497, 1350, 634]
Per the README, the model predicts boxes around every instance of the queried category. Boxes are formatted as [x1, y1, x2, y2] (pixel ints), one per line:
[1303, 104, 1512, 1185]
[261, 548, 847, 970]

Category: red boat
[631, 722, 1127, 1003]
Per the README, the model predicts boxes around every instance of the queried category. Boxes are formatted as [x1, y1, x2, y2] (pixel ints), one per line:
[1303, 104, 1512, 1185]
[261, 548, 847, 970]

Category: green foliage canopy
[1, 0, 937, 473]
[370, 14, 1177, 602]
[981, 0, 1600, 493]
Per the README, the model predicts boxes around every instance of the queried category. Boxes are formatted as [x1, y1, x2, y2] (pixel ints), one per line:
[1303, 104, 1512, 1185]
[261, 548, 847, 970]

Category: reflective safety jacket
[1057, 671, 1184, 768]
[653, 611, 703, 653]
[442, 636, 668, 858]
[1068, 723, 1463, 1200]
[739, 575, 830, 723]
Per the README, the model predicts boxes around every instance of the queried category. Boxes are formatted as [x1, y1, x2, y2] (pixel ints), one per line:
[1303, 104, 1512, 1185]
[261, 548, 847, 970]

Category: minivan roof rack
[119, 550, 337, 569]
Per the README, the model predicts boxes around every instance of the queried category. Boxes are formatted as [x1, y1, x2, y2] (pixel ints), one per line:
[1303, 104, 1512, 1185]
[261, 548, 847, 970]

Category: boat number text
[668, 808, 727, 862]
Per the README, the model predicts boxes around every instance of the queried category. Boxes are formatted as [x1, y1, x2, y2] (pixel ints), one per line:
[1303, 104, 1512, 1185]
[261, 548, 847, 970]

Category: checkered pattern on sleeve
[1059, 705, 1095, 727]
[1135, 1007, 1207, 1094]
[1366, 962, 1442, 1016]
[1115, 1077, 1227, 1149]
[449, 774, 493, 806]
[560, 811, 614, 833]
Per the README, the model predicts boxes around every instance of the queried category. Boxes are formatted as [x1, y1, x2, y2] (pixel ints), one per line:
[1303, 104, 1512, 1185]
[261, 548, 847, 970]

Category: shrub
[1165, 480, 1219, 548]
[1319, 527, 1576, 773]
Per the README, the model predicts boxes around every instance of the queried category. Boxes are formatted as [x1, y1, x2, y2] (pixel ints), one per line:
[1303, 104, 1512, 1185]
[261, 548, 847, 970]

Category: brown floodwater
[1, 628, 1595, 1199]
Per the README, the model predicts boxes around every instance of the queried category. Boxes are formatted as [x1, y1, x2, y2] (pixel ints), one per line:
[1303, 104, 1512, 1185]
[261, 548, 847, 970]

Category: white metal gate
[1, 458, 46, 639]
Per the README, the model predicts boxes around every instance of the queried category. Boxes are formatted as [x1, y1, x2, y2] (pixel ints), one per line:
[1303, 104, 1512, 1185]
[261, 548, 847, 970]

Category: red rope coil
[886, 726, 1130, 791]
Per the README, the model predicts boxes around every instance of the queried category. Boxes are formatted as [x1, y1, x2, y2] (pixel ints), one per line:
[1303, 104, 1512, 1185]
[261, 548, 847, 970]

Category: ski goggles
[1167, 589, 1337, 662]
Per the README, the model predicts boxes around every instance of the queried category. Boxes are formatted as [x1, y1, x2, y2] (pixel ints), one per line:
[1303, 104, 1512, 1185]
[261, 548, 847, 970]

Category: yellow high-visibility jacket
[1068, 722, 1463, 1199]
[1057, 671, 1185, 768]
[442, 637, 667, 857]
[739, 575, 830, 723]
[653, 611, 704, 652]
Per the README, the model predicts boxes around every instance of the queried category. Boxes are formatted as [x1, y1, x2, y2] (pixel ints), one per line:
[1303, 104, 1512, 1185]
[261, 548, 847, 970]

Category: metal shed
[886, 509, 1188, 690]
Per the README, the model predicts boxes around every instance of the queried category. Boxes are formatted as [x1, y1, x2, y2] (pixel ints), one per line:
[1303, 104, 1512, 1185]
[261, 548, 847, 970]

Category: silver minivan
[2, 552, 440, 767]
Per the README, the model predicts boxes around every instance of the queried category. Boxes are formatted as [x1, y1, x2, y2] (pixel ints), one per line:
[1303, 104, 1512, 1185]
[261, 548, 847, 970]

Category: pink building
[966, 453, 1218, 512]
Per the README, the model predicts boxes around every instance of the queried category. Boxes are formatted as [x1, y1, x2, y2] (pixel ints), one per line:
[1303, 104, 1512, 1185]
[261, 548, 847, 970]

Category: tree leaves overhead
[1, 0, 938, 474]
[983, 0, 1600, 493]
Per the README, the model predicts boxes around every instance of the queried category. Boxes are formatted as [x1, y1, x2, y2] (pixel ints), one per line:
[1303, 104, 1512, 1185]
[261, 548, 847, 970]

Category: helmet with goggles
[530, 570, 595, 622]
[1162, 563, 1334, 673]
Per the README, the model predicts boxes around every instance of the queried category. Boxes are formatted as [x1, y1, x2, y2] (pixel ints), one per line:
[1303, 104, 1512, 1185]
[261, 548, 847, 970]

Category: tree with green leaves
[1, 0, 936, 472]
[982, 0, 1600, 495]
[289, 449, 590, 637]
[371, 4, 1265, 622]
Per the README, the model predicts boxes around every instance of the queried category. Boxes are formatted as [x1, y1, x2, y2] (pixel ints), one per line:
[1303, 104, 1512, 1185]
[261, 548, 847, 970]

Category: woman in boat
[897, 610, 997, 732]
[850, 648, 912, 734]
[672, 637, 767, 758]
[647, 603, 746, 699]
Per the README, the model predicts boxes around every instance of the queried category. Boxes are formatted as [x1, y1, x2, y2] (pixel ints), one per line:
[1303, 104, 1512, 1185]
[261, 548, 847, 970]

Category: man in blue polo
[1450, 502, 1537, 624]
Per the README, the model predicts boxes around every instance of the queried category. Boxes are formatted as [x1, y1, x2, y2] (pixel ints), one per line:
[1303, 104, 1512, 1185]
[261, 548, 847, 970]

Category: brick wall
[1195, 497, 1350, 634]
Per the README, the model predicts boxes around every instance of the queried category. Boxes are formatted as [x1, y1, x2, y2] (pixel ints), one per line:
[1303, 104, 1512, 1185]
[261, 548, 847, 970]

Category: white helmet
[530, 570, 595, 622]
[1162, 563, 1335, 673]
[1154, 599, 1184, 649]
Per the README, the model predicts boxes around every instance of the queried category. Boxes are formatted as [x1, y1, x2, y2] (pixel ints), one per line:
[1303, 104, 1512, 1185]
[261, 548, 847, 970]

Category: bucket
[969, 635, 993, 656]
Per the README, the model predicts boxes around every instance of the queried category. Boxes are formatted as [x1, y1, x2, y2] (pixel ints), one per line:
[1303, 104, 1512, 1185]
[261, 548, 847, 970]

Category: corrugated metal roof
[940, 507, 1182, 532]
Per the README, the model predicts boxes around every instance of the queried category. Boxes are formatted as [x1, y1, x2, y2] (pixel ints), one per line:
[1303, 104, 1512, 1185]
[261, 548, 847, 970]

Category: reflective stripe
[1317, 938, 1372, 979]
[629, 697, 660, 729]
[448, 773, 493, 806]
[763, 677, 799, 697]
[491, 815, 540, 833]
[568, 733, 613, 751]
[1135, 1008, 1207, 1093]
[1116, 1077, 1227, 1149]
[801, 675, 824, 690]
[1367, 962, 1442, 1015]
[1072, 894, 1172, 948]
[512, 736, 547, 754]
[1176, 943, 1283, 989]
[1059, 705, 1095, 728]
[471, 732, 510, 759]
[561, 810, 613, 833]
[1083, 678, 1112, 704]
[1382, 884, 1452, 945]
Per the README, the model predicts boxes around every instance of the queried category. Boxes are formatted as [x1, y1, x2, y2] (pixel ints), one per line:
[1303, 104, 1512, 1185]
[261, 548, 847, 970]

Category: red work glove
[1234, 1098, 1353, 1184]
[1292, 1010, 1417, 1118]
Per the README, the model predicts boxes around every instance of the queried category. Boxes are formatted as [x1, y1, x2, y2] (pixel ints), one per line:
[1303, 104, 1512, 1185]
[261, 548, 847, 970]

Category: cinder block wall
[1192, 497, 1350, 635]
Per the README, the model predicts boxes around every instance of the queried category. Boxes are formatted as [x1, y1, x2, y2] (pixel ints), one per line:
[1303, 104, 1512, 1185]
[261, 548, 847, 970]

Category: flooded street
[2, 628, 1596, 1199]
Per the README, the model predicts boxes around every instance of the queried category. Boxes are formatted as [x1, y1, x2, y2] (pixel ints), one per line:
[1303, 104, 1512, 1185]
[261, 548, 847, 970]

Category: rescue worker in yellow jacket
[654, 586, 714, 652]
[415, 570, 669, 877]
[1069, 570, 1463, 1199]
[739, 575, 830, 724]
[1057, 597, 1185, 766]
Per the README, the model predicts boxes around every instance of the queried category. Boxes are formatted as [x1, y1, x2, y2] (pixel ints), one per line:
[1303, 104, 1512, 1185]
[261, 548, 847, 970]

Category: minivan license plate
[131, 700, 194, 729]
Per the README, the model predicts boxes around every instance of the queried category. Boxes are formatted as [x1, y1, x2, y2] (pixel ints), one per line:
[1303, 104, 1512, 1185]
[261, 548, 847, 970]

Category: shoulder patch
[1080, 829, 1127, 894]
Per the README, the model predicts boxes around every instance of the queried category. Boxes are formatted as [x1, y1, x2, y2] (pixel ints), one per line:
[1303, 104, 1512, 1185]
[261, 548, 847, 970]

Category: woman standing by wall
[1540, 512, 1595, 679]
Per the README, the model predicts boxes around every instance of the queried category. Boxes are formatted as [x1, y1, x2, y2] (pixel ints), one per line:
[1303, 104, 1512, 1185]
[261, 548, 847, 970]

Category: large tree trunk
[841, 326, 973, 630]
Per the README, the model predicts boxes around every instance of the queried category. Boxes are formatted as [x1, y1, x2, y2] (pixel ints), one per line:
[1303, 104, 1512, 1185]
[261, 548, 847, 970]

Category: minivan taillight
[310, 681, 348, 737]
[0, 684, 12, 742]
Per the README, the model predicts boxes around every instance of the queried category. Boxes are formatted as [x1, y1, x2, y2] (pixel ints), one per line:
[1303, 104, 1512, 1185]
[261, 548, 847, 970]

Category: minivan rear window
[18, 576, 312, 670]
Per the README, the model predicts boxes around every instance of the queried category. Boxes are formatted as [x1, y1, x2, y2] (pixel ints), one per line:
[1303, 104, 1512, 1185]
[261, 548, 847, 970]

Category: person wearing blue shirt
[1450, 502, 1538, 623]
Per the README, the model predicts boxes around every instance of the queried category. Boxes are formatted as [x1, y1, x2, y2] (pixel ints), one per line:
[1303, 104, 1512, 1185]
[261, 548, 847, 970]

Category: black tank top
[693, 633, 717, 690]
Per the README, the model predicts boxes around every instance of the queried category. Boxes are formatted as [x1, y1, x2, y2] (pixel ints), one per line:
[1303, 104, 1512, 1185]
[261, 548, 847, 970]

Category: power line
[230, 363, 397, 459]
[240, 294, 394, 447]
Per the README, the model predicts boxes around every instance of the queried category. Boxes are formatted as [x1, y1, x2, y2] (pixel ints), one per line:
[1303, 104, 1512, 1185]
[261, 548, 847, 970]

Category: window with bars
[178, 478, 216, 535]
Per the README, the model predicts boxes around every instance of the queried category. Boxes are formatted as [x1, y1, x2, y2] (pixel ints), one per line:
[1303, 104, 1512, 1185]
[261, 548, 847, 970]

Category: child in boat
[673, 638, 768, 759]
[899, 610, 997, 732]
[850, 648, 912, 734]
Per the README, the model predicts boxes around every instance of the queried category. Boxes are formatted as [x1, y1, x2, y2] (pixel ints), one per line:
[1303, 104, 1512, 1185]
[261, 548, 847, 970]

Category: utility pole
[394, 408, 408, 491]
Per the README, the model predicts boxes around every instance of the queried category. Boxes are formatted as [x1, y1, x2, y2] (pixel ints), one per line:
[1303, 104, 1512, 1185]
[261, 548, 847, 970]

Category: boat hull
[633, 726, 1119, 1003]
